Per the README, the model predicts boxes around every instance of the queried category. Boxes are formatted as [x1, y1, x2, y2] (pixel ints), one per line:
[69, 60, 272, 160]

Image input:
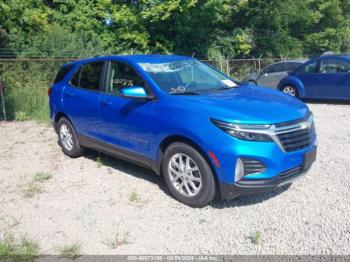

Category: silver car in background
[244, 60, 307, 88]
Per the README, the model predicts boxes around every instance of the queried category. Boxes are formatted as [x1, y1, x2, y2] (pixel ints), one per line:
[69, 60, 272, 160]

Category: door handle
[63, 91, 75, 97]
[100, 100, 112, 106]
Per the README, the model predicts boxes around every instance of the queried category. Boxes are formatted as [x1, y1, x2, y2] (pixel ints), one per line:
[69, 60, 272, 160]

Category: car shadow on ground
[211, 186, 290, 209]
[83, 149, 170, 195]
[83, 149, 290, 208]
[302, 98, 350, 105]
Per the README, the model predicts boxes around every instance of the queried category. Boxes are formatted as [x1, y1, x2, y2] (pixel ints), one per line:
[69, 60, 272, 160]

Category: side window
[264, 63, 285, 74]
[320, 59, 350, 73]
[299, 61, 318, 74]
[70, 62, 104, 90]
[107, 61, 146, 95]
[285, 62, 300, 72]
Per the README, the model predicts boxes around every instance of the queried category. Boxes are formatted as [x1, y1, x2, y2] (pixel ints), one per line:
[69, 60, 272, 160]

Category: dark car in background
[244, 60, 307, 88]
[278, 54, 350, 100]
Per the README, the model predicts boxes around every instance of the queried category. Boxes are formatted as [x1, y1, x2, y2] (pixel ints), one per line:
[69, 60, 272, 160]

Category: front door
[99, 60, 155, 157]
[294, 60, 319, 97]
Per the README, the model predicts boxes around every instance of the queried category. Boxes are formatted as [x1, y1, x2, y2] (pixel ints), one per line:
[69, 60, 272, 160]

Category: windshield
[138, 59, 238, 94]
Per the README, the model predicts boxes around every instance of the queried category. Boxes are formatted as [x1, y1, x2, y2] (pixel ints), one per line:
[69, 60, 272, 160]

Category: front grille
[277, 127, 313, 152]
[241, 158, 265, 175]
[280, 166, 302, 180]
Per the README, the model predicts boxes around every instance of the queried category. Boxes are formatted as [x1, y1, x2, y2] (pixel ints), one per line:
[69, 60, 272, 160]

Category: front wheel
[162, 142, 216, 207]
[281, 85, 298, 97]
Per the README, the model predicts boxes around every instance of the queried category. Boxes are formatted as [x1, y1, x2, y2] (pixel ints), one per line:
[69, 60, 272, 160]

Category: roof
[74, 54, 192, 65]
[310, 54, 350, 60]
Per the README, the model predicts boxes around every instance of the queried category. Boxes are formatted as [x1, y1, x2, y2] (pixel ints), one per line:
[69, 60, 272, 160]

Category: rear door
[317, 58, 350, 98]
[258, 62, 286, 88]
[62, 61, 105, 139]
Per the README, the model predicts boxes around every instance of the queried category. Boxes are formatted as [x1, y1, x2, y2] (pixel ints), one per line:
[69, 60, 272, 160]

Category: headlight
[211, 119, 273, 142]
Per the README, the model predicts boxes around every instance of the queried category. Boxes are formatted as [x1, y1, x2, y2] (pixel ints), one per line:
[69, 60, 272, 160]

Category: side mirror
[120, 86, 153, 100]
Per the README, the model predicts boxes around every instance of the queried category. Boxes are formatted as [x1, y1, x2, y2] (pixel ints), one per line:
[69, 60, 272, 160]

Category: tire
[281, 85, 298, 97]
[57, 117, 84, 158]
[162, 142, 216, 207]
[247, 80, 257, 85]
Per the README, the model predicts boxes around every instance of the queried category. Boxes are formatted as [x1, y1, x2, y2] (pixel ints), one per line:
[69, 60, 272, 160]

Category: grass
[14, 111, 30, 122]
[33, 172, 52, 182]
[129, 191, 141, 203]
[2, 61, 54, 123]
[96, 156, 103, 168]
[102, 231, 130, 249]
[250, 230, 262, 245]
[21, 172, 52, 198]
[57, 242, 81, 259]
[0, 234, 39, 260]
[21, 182, 42, 198]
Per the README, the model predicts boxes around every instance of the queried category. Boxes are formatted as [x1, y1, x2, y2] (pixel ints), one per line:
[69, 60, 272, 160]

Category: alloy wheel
[59, 124, 73, 151]
[168, 153, 202, 197]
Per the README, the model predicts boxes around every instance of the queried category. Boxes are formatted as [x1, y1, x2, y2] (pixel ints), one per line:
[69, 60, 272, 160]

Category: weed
[102, 231, 130, 249]
[250, 230, 262, 245]
[3, 61, 51, 123]
[96, 156, 103, 168]
[57, 242, 81, 259]
[21, 182, 42, 198]
[15, 111, 29, 121]
[0, 234, 39, 259]
[33, 172, 52, 182]
[129, 191, 141, 203]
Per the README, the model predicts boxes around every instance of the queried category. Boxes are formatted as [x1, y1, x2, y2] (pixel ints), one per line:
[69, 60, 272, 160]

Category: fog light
[235, 158, 245, 182]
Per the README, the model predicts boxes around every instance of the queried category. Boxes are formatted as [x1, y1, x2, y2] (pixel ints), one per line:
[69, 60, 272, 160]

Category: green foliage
[1, 0, 349, 125]
[33, 172, 52, 182]
[96, 156, 103, 168]
[250, 230, 262, 245]
[1, 61, 51, 123]
[129, 191, 141, 203]
[1, 0, 350, 58]
[57, 242, 81, 259]
[0, 234, 39, 260]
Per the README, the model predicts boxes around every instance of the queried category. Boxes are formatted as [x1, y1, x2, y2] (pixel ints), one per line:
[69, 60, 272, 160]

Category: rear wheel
[281, 85, 298, 97]
[162, 142, 216, 207]
[57, 117, 84, 158]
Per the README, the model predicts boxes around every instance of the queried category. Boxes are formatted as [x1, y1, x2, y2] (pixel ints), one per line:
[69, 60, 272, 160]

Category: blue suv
[49, 55, 317, 207]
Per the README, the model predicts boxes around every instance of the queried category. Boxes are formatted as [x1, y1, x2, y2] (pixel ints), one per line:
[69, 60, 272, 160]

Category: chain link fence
[0, 57, 290, 121]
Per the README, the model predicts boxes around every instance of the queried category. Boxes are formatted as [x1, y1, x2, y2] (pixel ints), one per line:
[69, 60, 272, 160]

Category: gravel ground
[0, 102, 350, 255]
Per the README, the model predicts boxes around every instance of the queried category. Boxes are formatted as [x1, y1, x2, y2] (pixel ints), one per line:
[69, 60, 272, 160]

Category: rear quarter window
[70, 61, 104, 90]
[54, 64, 75, 84]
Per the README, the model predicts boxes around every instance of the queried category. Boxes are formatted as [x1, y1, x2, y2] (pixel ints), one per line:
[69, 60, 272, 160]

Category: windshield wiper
[217, 86, 232, 90]
[170, 91, 200, 95]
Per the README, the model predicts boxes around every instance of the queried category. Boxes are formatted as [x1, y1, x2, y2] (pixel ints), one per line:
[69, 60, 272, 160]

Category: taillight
[48, 87, 52, 96]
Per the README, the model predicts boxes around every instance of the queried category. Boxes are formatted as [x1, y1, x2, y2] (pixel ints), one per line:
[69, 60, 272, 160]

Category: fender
[278, 75, 306, 98]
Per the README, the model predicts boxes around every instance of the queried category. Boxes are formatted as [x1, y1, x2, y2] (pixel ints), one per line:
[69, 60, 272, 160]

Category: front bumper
[219, 157, 315, 199]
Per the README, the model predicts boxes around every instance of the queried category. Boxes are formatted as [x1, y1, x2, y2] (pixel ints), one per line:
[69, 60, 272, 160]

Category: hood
[180, 85, 309, 124]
